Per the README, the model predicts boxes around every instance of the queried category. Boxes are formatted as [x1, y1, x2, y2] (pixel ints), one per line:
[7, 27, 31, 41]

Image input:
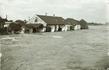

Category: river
[0, 25, 109, 70]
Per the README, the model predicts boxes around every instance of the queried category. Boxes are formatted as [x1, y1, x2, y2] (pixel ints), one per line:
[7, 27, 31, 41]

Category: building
[65, 18, 81, 30]
[27, 15, 67, 32]
[79, 19, 88, 29]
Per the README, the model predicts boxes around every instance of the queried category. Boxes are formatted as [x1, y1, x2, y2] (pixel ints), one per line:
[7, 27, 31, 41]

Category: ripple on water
[52, 35, 63, 39]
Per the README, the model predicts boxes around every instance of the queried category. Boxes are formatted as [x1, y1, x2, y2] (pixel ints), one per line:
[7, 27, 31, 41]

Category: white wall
[74, 25, 81, 30]
[20, 27, 25, 34]
[56, 25, 59, 31]
[60, 25, 67, 32]
[27, 15, 47, 26]
[50, 25, 55, 32]
[63, 25, 67, 32]
[66, 25, 71, 31]
[40, 28, 46, 32]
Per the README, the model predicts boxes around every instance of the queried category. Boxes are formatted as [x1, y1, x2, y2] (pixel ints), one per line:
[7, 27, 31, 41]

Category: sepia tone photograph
[0, 0, 109, 70]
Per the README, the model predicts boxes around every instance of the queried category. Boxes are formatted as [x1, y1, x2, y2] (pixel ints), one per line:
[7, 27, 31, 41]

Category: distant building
[27, 15, 67, 32]
[65, 18, 89, 30]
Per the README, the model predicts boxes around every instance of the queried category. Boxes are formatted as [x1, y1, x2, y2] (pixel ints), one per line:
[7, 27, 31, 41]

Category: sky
[0, 0, 108, 23]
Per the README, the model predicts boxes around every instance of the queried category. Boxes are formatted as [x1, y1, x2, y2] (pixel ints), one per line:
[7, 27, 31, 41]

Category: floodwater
[0, 25, 109, 70]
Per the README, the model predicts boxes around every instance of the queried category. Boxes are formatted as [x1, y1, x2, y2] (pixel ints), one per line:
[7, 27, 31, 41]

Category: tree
[15, 20, 26, 26]
[0, 16, 8, 34]
[8, 22, 22, 34]
[0, 16, 8, 28]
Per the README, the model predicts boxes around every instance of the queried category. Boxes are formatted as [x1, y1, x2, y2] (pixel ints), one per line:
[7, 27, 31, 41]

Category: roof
[37, 15, 65, 25]
[25, 24, 43, 28]
[65, 18, 80, 25]
[79, 19, 88, 29]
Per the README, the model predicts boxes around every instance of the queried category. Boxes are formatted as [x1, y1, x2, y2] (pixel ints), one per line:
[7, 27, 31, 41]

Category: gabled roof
[65, 18, 80, 25]
[37, 15, 65, 25]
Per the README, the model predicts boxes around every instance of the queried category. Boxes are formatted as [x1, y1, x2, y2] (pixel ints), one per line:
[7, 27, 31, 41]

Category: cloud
[0, 0, 106, 23]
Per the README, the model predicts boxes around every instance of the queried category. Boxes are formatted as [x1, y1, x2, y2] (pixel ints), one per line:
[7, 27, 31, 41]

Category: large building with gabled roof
[27, 14, 68, 32]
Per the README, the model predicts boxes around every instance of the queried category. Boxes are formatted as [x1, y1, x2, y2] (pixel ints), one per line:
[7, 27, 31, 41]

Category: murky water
[0, 25, 109, 70]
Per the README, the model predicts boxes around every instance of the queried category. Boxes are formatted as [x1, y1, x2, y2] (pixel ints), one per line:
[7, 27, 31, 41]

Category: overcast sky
[0, 0, 108, 23]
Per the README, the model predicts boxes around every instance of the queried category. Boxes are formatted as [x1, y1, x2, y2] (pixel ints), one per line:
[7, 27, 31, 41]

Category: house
[79, 19, 88, 29]
[27, 15, 67, 32]
[65, 18, 81, 30]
